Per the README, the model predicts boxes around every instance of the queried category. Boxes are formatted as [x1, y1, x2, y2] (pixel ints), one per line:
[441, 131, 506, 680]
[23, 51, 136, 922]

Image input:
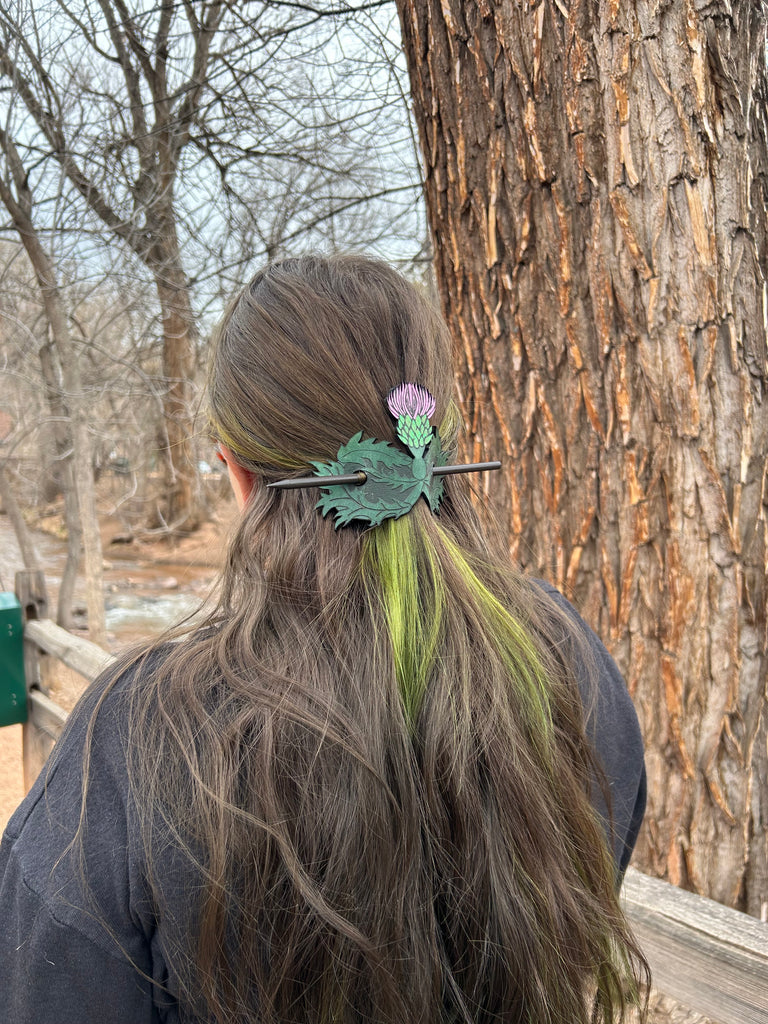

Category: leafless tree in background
[0, 0, 425, 531]
[0, 0, 427, 636]
[0, 126, 105, 640]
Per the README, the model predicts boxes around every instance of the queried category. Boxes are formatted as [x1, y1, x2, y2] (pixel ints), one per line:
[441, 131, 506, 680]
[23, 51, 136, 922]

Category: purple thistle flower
[387, 383, 436, 421]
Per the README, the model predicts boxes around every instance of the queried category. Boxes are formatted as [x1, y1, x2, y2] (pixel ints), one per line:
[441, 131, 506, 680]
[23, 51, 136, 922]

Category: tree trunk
[39, 321, 106, 644]
[68, 365, 107, 645]
[397, 0, 768, 915]
[0, 130, 99, 633]
[35, 334, 81, 632]
[0, 182, 107, 641]
[0, 461, 40, 570]
[148, 223, 200, 533]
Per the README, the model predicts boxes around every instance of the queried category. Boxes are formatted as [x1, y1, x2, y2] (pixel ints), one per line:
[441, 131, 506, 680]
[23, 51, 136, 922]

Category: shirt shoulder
[0, 654, 176, 1021]
[531, 579, 647, 874]
[1, 660, 144, 926]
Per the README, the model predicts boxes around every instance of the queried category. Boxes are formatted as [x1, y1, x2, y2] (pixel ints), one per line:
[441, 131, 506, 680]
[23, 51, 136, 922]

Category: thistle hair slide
[267, 383, 501, 528]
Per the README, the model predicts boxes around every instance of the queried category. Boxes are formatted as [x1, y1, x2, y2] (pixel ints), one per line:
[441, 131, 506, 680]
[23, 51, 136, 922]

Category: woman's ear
[218, 445, 256, 509]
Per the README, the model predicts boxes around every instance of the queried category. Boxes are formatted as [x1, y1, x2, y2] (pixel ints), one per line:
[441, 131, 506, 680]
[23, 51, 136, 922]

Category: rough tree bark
[397, 0, 768, 915]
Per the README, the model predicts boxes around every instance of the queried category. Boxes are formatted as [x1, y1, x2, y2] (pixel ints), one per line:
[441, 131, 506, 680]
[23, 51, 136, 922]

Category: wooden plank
[16, 571, 51, 791]
[24, 618, 115, 683]
[622, 867, 768, 1024]
[28, 688, 69, 739]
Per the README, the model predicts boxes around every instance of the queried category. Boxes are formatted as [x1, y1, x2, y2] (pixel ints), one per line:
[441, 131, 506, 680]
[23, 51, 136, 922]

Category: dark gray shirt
[0, 585, 646, 1023]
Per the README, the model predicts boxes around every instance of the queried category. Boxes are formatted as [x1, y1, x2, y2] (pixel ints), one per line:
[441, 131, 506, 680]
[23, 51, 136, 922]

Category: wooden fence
[15, 570, 115, 788]
[11, 570, 768, 1024]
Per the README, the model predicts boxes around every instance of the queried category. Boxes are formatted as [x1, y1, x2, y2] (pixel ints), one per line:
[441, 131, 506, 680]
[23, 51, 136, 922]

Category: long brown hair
[117, 255, 647, 1022]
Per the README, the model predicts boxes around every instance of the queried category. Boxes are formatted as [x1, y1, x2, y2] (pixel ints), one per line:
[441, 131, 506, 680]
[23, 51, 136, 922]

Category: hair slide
[267, 462, 502, 490]
[266, 384, 501, 529]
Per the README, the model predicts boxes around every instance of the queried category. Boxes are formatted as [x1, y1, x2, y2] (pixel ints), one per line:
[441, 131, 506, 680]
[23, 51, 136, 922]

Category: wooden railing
[11, 570, 768, 1024]
[15, 570, 115, 787]
[621, 870, 768, 1023]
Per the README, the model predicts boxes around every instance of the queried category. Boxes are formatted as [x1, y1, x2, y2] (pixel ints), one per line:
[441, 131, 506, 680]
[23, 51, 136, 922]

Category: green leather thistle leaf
[311, 431, 447, 528]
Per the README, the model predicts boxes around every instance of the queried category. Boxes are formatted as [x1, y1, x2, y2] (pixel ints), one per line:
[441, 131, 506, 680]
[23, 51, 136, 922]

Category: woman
[0, 255, 648, 1023]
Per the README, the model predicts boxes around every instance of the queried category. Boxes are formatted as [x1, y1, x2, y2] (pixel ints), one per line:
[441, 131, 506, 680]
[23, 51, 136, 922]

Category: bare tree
[0, 124, 106, 641]
[397, 0, 768, 915]
[0, 1, 227, 529]
[0, 0, 426, 532]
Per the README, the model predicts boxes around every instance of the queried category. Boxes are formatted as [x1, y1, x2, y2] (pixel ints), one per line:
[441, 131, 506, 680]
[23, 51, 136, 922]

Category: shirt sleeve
[534, 580, 647, 875]
[0, 678, 165, 1024]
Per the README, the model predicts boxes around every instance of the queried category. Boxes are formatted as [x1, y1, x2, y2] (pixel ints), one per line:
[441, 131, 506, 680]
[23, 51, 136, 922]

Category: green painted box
[0, 593, 27, 726]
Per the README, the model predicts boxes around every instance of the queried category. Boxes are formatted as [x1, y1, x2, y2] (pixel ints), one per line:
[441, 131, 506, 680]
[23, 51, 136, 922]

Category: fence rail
[25, 617, 114, 682]
[622, 868, 768, 1023]
[11, 570, 768, 1024]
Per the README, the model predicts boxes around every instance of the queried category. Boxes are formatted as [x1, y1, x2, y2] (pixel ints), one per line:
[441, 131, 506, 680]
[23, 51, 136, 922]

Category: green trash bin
[0, 593, 27, 727]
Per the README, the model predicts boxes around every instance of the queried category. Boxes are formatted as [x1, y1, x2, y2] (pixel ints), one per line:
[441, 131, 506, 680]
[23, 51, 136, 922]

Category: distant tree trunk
[0, 461, 39, 570]
[0, 133, 106, 642]
[397, 0, 768, 915]
[66, 358, 107, 645]
[39, 318, 106, 645]
[32, 314, 81, 632]
[148, 219, 199, 532]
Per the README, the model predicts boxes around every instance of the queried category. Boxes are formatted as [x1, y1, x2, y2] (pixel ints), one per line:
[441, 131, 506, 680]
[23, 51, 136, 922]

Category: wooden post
[15, 570, 54, 790]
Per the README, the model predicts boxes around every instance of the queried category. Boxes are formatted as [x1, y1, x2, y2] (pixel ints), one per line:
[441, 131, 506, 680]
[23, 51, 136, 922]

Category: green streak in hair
[363, 517, 445, 723]
[363, 512, 554, 763]
[434, 524, 554, 758]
